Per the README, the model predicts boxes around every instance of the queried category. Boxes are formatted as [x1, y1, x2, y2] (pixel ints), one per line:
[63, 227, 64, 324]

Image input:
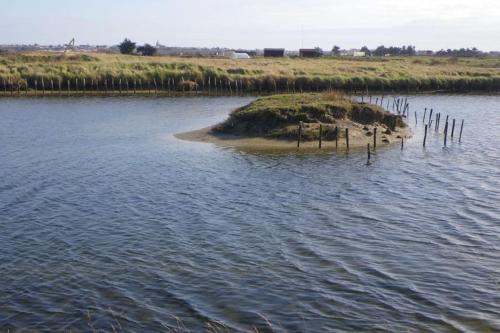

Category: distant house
[416, 50, 434, 56]
[264, 48, 285, 57]
[340, 49, 366, 57]
[229, 52, 251, 59]
[299, 48, 323, 58]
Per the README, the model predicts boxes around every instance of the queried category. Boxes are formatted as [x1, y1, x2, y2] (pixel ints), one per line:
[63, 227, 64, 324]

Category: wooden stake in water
[335, 126, 339, 149]
[451, 119, 456, 138]
[423, 108, 427, 123]
[345, 128, 349, 150]
[415, 111, 418, 125]
[367, 144, 371, 164]
[297, 123, 302, 148]
[428, 109, 433, 127]
[318, 124, 323, 149]
[444, 121, 449, 146]
[423, 125, 428, 147]
[459, 120, 464, 143]
[373, 128, 377, 149]
[401, 137, 404, 151]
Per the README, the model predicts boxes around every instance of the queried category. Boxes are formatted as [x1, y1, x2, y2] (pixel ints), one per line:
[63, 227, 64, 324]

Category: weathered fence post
[367, 144, 371, 164]
[459, 120, 464, 143]
[444, 121, 449, 146]
[297, 122, 302, 148]
[373, 127, 377, 149]
[345, 128, 349, 150]
[423, 125, 428, 147]
[335, 126, 339, 149]
[451, 119, 456, 138]
[428, 109, 433, 127]
[318, 124, 323, 149]
[401, 137, 404, 151]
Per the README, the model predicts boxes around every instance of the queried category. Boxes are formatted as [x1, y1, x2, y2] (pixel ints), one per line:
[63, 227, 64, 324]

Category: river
[0, 95, 499, 332]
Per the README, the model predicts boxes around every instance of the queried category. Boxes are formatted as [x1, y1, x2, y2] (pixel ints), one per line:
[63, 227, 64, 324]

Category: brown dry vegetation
[1, 52, 500, 93]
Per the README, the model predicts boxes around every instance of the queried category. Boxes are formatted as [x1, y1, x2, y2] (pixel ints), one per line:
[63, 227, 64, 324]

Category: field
[1, 52, 500, 93]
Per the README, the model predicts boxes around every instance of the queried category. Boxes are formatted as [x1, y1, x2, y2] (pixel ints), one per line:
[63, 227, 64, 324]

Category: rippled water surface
[1, 96, 499, 332]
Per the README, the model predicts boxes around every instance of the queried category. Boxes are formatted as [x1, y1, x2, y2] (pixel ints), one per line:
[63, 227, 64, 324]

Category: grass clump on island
[213, 92, 405, 141]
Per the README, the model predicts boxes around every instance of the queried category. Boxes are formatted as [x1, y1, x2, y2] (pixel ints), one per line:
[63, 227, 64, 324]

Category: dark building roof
[264, 48, 285, 57]
[299, 48, 323, 58]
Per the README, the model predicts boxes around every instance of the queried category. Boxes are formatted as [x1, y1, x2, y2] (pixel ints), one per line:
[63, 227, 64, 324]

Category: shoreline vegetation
[1, 52, 500, 96]
[176, 92, 410, 151]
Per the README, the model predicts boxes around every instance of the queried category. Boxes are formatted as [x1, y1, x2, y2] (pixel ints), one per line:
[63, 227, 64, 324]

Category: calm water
[1, 96, 499, 332]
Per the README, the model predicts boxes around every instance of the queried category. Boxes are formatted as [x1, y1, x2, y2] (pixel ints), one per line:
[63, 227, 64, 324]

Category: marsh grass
[213, 92, 403, 140]
[1, 52, 500, 93]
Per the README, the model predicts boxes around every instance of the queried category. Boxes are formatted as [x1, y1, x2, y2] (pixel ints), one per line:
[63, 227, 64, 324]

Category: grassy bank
[1, 52, 500, 94]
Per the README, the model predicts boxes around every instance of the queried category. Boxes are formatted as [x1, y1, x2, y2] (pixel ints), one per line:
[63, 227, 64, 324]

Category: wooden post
[444, 121, 449, 146]
[345, 128, 349, 150]
[119, 79, 122, 94]
[401, 137, 404, 150]
[318, 124, 323, 149]
[423, 125, 428, 147]
[367, 144, 371, 164]
[423, 108, 427, 123]
[373, 127, 377, 149]
[415, 111, 417, 125]
[335, 126, 339, 149]
[297, 123, 302, 148]
[428, 109, 433, 127]
[459, 120, 464, 143]
[451, 119, 456, 138]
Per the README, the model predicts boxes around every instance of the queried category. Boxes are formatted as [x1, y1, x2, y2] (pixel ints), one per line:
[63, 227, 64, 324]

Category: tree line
[332, 45, 486, 57]
[119, 38, 157, 56]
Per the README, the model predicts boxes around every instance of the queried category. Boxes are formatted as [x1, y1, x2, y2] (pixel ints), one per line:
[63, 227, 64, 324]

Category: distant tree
[331, 45, 341, 56]
[119, 38, 136, 55]
[360, 46, 371, 56]
[137, 44, 158, 56]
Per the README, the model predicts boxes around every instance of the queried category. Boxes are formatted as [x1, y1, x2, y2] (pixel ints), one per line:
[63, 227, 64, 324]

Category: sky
[1, 0, 500, 51]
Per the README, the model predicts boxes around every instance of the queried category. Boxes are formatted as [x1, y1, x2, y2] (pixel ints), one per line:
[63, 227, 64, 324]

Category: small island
[177, 93, 410, 151]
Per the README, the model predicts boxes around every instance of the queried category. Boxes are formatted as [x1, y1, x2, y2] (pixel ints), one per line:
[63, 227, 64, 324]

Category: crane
[64, 38, 75, 53]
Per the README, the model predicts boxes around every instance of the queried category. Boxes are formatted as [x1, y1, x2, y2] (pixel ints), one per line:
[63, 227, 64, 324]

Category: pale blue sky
[1, 0, 499, 50]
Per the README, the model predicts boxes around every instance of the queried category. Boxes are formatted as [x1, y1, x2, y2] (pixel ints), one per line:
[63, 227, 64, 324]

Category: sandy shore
[176, 121, 412, 153]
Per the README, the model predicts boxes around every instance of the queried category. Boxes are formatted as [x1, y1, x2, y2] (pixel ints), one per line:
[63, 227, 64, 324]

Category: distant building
[417, 50, 434, 56]
[229, 52, 251, 59]
[340, 49, 366, 57]
[264, 48, 285, 57]
[299, 48, 323, 58]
